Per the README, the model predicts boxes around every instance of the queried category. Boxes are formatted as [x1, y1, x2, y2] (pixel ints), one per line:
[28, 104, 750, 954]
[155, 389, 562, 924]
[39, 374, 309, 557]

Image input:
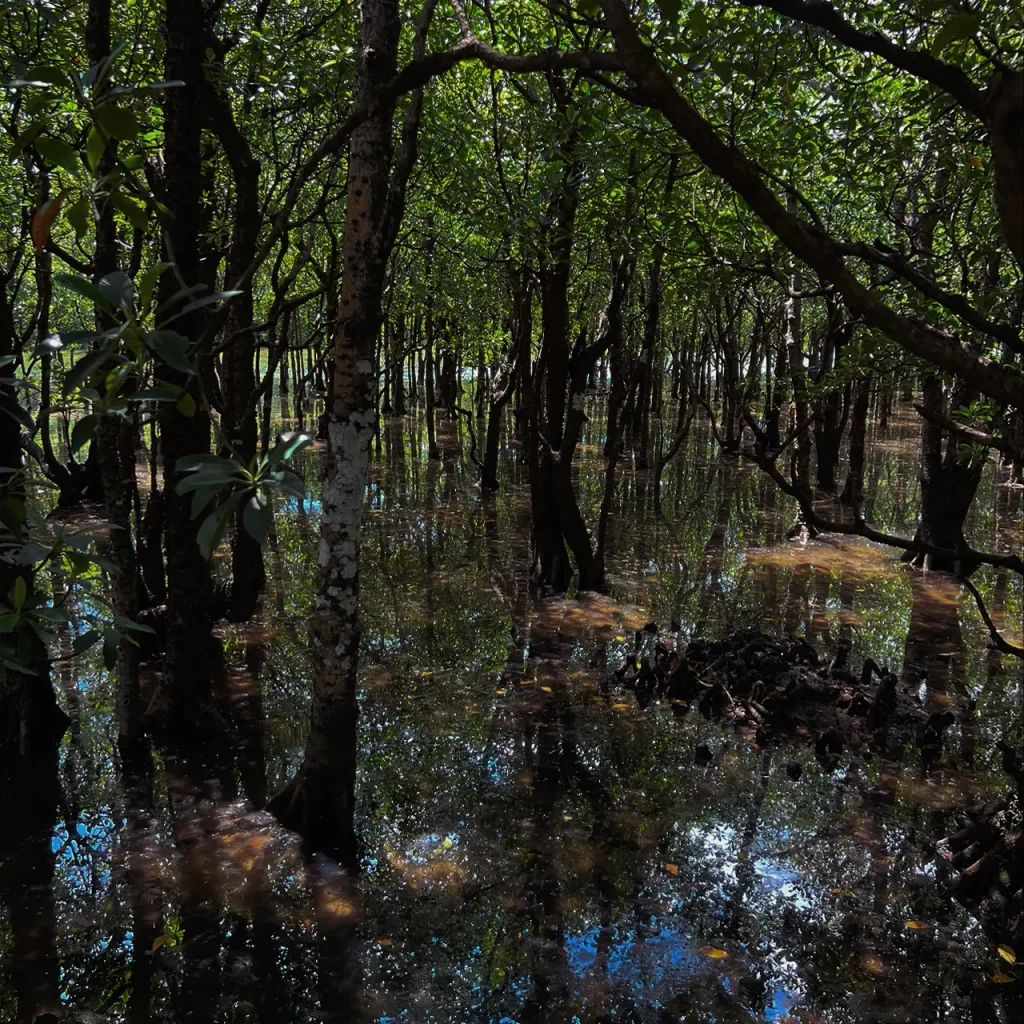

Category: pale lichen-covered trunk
[271, 0, 402, 863]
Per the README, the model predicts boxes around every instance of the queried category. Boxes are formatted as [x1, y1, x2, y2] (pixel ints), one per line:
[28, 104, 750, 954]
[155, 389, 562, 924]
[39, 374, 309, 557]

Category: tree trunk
[271, 0, 428, 860]
[208, 79, 266, 622]
[909, 375, 985, 571]
[145, 0, 215, 729]
[840, 374, 871, 511]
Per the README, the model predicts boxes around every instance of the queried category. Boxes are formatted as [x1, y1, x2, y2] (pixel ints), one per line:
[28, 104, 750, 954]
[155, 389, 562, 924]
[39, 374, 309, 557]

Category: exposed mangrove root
[605, 625, 1023, 947]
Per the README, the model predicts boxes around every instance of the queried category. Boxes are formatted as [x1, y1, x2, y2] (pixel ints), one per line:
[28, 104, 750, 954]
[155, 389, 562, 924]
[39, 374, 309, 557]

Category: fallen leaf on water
[442, 837, 453, 849]
[862, 955, 885, 976]
[419, 670, 433, 678]
[494, 689, 506, 696]
[997, 944, 1016, 965]
[904, 920, 927, 930]
[614, 635, 625, 642]
[611, 702, 629, 710]
[701, 946, 728, 959]
[519, 679, 533, 685]
[664, 862, 678, 876]
[540, 685, 552, 693]
[988, 973, 1013, 983]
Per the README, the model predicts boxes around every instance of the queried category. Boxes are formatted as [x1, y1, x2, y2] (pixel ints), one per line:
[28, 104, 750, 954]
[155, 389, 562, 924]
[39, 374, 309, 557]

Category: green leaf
[13, 120, 46, 157]
[111, 192, 148, 230]
[196, 493, 240, 559]
[72, 629, 101, 655]
[161, 289, 243, 324]
[86, 125, 105, 172]
[176, 453, 237, 472]
[656, 0, 681, 24]
[24, 65, 70, 88]
[137, 262, 171, 311]
[98, 270, 134, 311]
[1, 400, 34, 430]
[190, 484, 223, 519]
[932, 12, 980, 54]
[12, 542, 52, 565]
[71, 414, 98, 453]
[144, 330, 194, 375]
[36, 135, 80, 173]
[268, 430, 312, 464]
[13, 576, 27, 611]
[54, 273, 110, 309]
[65, 348, 114, 392]
[102, 628, 119, 669]
[242, 492, 272, 546]
[34, 334, 63, 356]
[95, 104, 138, 140]
[67, 196, 92, 238]
[113, 615, 156, 634]
[176, 391, 197, 417]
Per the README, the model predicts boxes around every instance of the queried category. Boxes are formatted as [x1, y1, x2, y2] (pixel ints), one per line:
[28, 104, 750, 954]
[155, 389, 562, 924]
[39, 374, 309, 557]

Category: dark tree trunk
[840, 374, 871, 510]
[207, 78, 266, 622]
[908, 375, 986, 571]
[88, 0, 143, 742]
[813, 303, 851, 492]
[145, 0, 215, 730]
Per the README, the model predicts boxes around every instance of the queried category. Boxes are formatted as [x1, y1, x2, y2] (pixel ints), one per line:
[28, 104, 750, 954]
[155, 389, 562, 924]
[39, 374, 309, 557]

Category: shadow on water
[2, 407, 1022, 1022]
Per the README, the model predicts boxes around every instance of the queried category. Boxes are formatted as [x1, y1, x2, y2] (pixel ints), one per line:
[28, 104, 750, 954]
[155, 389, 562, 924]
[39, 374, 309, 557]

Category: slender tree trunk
[271, 0, 431, 859]
[145, 0, 215, 729]
[840, 374, 871, 510]
[206, 75, 266, 622]
[87, 0, 143, 742]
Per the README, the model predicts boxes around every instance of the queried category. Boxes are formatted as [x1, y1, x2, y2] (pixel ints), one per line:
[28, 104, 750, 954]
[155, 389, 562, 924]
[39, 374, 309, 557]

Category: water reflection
[2, 405, 1021, 1022]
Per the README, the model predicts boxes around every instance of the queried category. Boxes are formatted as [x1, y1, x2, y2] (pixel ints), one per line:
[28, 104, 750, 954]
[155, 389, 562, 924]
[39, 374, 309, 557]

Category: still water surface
[3, 405, 1022, 1023]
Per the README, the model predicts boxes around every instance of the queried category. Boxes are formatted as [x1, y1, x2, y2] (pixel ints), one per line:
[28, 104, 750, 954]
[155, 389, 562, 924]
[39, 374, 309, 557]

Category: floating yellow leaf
[614, 635, 625, 642]
[664, 862, 679, 876]
[419, 670, 433, 678]
[442, 837, 453, 849]
[904, 920, 927, 930]
[701, 946, 729, 959]
[519, 679, 532, 685]
[612, 702, 629, 710]
[494, 689, 506, 696]
[540, 685, 552, 693]
[989, 972, 1013, 983]
[997, 944, 1016, 965]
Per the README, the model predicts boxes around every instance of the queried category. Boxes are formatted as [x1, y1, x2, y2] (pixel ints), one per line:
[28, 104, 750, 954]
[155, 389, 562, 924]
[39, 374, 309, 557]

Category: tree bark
[145, 0, 215, 729]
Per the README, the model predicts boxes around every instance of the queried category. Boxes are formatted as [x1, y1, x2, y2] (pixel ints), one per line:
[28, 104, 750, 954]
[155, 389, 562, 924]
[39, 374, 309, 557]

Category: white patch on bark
[315, 413, 374, 626]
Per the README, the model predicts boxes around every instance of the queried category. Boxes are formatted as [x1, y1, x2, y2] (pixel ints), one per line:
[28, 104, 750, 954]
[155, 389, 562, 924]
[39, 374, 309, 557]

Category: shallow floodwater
[2, 402, 1022, 1023]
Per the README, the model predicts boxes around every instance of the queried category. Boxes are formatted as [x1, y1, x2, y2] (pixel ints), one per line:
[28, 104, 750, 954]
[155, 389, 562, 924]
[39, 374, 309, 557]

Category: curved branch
[738, 0, 987, 120]
[960, 575, 1024, 658]
[913, 402, 1024, 464]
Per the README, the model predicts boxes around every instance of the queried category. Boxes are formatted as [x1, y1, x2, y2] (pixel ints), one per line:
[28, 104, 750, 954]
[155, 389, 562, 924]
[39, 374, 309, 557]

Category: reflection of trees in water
[900, 571, 967, 705]
[0, 743, 61, 1024]
[14, 409, 1021, 1023]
